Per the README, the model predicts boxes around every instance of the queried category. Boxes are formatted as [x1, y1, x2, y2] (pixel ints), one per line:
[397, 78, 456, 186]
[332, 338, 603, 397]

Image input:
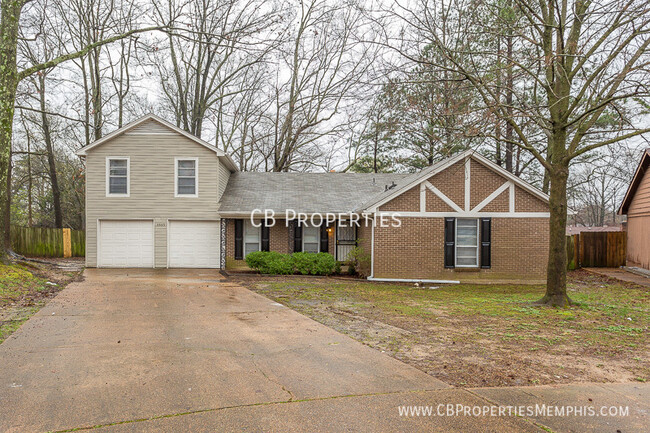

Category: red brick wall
[380, 186, 420, 212]
[373, 217, 549, 280]
[371, 156, 550, 280]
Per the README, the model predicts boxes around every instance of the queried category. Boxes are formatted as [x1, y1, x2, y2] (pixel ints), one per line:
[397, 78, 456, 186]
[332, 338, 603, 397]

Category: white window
[244, 220, 261, 257]
[302, 225, 320, 253]
[455, 219, 479, 267]
[106, 157, 129, 197]
[175, 158, 198, 197]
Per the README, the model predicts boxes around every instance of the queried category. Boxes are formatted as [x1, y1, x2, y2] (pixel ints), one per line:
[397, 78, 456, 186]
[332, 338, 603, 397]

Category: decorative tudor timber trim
[376, 211, 550, 218]
[360, 150, 549, 214]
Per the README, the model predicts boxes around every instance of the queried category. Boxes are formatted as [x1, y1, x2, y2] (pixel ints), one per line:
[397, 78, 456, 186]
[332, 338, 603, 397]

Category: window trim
[105, 157, 130, 197]
[244, 219, 261, 257]
[302, 224, 321, 253]
[174, 157, 199, 198]
[454, 218, 479, 268]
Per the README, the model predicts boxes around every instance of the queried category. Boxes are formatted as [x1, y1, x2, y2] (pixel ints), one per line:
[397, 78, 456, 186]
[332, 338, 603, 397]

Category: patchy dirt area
[235, 270, 650, 388]
[0, 257, 83, 343]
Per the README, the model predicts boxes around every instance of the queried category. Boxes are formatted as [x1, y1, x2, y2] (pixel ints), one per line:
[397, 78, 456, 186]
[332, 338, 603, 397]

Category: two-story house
[77, 114, 551, 282]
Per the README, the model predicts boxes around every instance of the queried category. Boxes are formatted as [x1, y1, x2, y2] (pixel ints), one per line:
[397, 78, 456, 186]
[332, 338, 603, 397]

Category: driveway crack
[250, 354, 296, 401]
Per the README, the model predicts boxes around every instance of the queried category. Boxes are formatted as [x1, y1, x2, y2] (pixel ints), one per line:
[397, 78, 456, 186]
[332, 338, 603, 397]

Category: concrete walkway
[584, 267, 650, 287]
[0, 269, 646, 432]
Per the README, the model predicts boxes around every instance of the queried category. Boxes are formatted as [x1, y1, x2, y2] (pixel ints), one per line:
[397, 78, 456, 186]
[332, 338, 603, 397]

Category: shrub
[245, 251, 270, 270]
[245, 251, 292, 274]
[264, 253, 294, 275]
[245, 251, 336, 275]
[343, 243, 370, 276]
[292, 252, 336, 275]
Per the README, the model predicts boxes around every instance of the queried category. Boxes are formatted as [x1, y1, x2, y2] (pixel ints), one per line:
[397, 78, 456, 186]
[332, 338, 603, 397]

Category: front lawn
[238, 270, 650, 388]
[0, 260, 82, 343]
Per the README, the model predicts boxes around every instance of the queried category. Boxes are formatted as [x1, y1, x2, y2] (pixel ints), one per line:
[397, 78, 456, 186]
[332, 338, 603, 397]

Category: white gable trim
[361, 150, 548, 212]
[423, 181, 463, 212]
[75, 114, 238, 172]
[472, 181, 511, 212]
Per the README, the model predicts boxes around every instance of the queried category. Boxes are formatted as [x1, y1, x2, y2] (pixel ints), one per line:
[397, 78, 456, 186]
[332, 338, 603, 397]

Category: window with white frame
[106, 157, 129, 196]
[175, 158, 198, 196]
[302, 225, 320, 253]
[455, 219, 479, 267]
[244, 220, 261, 257]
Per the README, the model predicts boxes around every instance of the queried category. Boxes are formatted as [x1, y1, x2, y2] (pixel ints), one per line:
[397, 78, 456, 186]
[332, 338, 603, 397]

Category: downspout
[370, 212, 375, 279]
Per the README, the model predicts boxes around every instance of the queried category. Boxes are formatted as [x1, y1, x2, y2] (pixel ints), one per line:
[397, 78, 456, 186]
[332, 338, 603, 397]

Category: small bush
[264, 254, 294, 275]
[245, 251, 269, 270]
[292, 252, 336, 275]
[245, 251, 336, 275]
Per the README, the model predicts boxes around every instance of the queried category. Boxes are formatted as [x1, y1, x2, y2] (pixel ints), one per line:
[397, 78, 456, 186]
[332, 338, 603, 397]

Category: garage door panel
[99, 220, 154, 268]
[169, 221, 220, 268]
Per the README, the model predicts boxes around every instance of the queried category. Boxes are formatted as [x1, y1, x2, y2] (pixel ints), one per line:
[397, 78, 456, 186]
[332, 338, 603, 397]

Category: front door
[336, 225, 356, 261]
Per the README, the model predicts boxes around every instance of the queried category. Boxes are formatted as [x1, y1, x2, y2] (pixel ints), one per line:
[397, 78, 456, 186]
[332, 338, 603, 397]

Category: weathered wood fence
[10, 225, 85, 258]
[567, 232, 626, 269]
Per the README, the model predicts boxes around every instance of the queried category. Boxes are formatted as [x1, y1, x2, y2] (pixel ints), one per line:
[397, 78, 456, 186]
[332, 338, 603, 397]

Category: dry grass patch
[237, 270, 649, 388]
[0, 259, 82, 343]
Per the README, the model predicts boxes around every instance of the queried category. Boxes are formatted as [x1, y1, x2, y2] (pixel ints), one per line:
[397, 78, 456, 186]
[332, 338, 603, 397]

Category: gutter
[367, 277, 460, 284]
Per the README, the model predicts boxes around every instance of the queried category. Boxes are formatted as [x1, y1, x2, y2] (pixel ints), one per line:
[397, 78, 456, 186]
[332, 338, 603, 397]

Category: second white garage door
[168, 220, 220, 268]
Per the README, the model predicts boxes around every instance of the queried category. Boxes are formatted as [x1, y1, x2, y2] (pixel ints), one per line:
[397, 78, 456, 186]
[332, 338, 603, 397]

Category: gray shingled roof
[219, 172, 410, 214]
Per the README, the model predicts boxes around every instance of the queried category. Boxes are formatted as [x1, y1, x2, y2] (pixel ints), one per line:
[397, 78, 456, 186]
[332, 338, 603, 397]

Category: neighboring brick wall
[373, 217, 549, 280]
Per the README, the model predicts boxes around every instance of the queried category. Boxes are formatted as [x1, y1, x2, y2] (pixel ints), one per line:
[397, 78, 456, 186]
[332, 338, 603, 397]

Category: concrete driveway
[0, 269, 541, 432]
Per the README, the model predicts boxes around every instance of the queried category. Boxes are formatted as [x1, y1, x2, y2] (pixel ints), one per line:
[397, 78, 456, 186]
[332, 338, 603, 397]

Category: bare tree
[147, 0, 280, 138]
[390, 0, 650, 305]
[0, 0, 165, 257]
[270, 0, 377, 172]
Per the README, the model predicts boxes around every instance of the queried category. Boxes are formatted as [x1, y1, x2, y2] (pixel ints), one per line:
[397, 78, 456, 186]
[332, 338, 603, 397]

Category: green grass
[250, 273, 650, 361]
[0, 263, 50, 343]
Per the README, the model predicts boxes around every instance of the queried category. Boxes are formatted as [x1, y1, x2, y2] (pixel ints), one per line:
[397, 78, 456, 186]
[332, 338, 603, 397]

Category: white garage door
[99, 220, 154, 268]
[168, 220, 220, 268]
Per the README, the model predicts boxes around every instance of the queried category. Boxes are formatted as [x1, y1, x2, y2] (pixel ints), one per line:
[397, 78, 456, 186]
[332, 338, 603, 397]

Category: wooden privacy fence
[566, 232, 626, 269]
[11, 225, 85, 258]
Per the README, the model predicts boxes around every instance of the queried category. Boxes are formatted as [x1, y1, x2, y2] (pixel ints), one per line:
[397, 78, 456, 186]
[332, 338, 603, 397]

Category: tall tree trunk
[4, 148, 11, 249]
[27, 132, 32, 227]
[38, 75, 63, 228]
[538, 135, 571, 306]
[0, 0, 22, 260]
[504, 23, 514, 173]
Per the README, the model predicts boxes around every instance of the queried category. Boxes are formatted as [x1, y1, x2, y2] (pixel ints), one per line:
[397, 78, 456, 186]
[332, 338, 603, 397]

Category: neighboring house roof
[357, 149, 549, 212]
[618, 148, 650, 215]
[75, 114, 239, 172]
[218, 172, 409, 216]
[566, 225, 623, 235]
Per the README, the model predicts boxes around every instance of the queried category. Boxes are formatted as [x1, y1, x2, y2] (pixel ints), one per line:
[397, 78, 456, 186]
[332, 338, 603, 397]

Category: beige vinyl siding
[218, 160, 231, 201]
[124, 119, 178, 135]
[85, 131, 221, 267]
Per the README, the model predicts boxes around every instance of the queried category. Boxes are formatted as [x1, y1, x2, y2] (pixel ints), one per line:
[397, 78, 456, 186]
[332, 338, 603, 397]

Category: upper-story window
[106, 157, 129, 197]
[175, 157, 198, 197]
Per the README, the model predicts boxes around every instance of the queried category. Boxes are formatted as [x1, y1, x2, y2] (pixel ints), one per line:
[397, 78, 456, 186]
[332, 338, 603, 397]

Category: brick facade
[222, 156, 549, 280]
[372, 157, 550, 281]
[372, 217, 548, 280]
